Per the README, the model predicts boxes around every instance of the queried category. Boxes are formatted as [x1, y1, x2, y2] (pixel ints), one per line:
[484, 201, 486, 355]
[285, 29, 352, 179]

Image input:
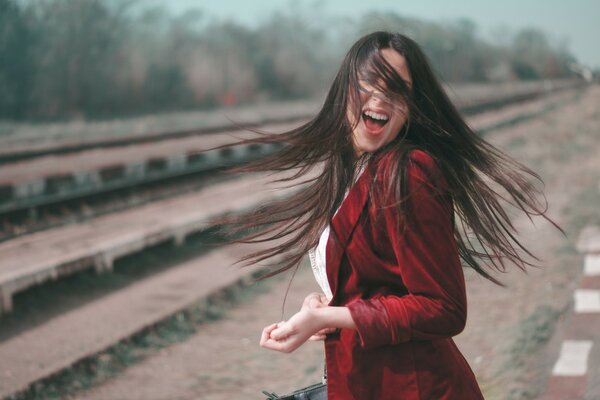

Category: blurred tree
[253, 5, 337, 99]
[510, 28, 575, 79]
[0, 0, 36, 118]
[30, 0, 130, 118]
[448, 18, 488, 82]
[0, 1, 579, 121]
[511, 28, 548, 79]
[357, 13, 488, 82]
[199, 20, 259, 105]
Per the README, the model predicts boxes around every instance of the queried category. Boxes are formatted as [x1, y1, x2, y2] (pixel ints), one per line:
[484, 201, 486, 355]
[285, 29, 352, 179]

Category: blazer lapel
[326, 163, 372, 303]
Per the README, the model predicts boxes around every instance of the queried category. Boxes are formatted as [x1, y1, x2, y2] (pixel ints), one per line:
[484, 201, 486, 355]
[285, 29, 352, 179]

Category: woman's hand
[260, 308, 323, 353]
[301, 292, 337, 340]
[301, 292, 329, 311]
[260, 300, 356, 353]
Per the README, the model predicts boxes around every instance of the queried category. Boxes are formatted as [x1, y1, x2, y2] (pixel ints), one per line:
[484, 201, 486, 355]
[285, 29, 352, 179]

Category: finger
[308, 334, 325, 341]
[303, 293, 321, 309]
[319, 327, 337, 334]
[303, 293, 315, 305]
[270, 324, 293, 341]
[311, 294, 330, 308]
[261, 336, 297, 353]
[261, 338, 286, 351]
[270, 321, 287, 339]
[308, 297, 322, 308]
[260, 323, 279, 346]
[312, 327, 335, 337]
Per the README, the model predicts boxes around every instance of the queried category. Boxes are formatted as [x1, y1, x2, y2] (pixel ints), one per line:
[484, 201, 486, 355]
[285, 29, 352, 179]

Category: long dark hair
[215, 31, 564, 287]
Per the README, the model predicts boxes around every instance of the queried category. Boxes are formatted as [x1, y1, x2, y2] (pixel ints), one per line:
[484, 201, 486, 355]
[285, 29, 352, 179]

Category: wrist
[309, 307, 328, 331]
[312, 306, 356, 331]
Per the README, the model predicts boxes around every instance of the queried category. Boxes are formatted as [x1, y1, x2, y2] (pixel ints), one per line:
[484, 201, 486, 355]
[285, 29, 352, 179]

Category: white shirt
[308, 225, 333, 300]
[308, 161, 368, 301]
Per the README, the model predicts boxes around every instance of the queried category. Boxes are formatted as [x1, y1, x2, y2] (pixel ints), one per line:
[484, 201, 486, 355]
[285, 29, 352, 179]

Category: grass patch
[504, 305, 562, 369]
[496, 305, 563, 400]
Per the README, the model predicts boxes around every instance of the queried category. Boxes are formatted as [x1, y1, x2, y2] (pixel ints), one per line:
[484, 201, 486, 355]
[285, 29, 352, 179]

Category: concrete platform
[0, 173, 294, 315]
[0, 123, 291, 214]
[0, 236, 276, 398]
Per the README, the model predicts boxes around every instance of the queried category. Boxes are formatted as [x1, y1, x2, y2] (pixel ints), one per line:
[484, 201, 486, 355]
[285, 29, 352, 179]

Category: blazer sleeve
[347, 151, 467, 350]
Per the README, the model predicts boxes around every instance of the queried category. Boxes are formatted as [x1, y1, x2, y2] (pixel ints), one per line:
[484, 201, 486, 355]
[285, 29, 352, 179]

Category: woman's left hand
[260, 308, 322, 353]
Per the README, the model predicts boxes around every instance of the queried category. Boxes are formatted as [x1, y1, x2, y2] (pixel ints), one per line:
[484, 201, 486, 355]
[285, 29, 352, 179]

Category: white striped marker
[584, 254, 600, 276]
[552, 340, 593, 376]
[574, 289, 600, 313]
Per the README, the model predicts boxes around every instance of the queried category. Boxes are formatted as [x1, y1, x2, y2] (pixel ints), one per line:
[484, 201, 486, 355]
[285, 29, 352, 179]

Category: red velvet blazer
[323, 149, 484, 400]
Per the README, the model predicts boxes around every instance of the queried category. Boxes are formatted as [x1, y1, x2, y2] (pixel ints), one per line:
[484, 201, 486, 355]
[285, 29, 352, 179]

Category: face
[347, 48, 412, 157]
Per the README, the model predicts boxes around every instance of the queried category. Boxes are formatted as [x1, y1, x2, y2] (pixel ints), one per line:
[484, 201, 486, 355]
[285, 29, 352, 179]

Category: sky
[163, 0, 600, 69]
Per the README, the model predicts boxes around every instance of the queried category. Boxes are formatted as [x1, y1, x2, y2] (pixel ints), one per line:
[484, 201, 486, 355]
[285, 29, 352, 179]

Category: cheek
[346, 92, 368, 125]
[386, 128, 401, 145]
[347, 109, 359, 127]
[390, 115, 407, 132]
[384, 116, 407, 143]
[392, 108, 409, 129]
[347, 105, 364, 128]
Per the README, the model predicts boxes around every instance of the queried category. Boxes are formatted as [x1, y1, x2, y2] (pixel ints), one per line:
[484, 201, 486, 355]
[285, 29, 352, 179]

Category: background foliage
[0, 0, 577, 120]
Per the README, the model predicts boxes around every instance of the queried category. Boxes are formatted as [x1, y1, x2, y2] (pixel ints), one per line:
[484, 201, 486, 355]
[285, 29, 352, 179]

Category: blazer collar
[326, 160, 373, 303]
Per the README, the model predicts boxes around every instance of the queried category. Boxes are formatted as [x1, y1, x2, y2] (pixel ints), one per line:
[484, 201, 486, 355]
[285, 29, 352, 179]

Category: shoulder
[369, 148, 454, 234]
[407, 148, 437, 171]
[374, 148, 446, 189]
[407, 149, 446, 189]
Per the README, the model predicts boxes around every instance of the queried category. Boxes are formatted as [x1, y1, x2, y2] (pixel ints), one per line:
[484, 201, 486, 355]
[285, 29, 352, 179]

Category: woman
[222, 31, 563, 399]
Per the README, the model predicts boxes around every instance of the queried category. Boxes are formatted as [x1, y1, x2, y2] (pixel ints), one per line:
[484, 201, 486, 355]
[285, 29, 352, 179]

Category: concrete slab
[0, 239, 273, 397]
[0, 173, 296, 314]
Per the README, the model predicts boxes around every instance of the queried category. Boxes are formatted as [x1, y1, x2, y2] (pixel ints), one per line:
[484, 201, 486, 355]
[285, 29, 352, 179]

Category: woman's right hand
[301, 292, 337, 340]
[301, 292, 329, 311]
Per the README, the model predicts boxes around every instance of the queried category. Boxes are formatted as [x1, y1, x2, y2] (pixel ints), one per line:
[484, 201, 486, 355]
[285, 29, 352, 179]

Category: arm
[346, 152, 467, 349]
[260, 296, 356, 353]
[260, 152, 465, 353]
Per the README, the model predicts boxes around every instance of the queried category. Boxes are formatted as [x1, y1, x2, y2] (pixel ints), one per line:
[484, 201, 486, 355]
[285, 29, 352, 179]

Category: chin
[355, 140, 382, 155]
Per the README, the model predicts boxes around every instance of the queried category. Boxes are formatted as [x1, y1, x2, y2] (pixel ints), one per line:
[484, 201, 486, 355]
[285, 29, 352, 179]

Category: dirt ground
[67, 85, 600, 400]
[455, 85, 600, 399]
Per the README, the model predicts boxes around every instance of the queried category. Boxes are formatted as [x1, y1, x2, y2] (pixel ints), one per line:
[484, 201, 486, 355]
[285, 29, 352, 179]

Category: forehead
[360, 48, 412, 88]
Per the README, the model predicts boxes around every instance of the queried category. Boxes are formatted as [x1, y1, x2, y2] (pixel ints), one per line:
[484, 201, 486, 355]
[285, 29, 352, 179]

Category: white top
[308, 161, 368, 301]
[308, 225, 334, 299]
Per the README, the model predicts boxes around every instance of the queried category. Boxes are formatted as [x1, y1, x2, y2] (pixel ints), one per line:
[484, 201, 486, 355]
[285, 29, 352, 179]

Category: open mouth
[361, 109, 389, 133]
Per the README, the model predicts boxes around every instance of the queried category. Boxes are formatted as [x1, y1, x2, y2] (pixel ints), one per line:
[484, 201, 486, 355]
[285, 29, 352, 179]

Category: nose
[365, 89, 391, 106]
[362, 90, 383, 105]
[369, 94, 387, 105]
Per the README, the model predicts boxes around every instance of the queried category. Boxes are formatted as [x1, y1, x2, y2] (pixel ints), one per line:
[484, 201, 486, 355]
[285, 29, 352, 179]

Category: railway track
[0, 80, 584, 243]
[0, 79, 576, 164]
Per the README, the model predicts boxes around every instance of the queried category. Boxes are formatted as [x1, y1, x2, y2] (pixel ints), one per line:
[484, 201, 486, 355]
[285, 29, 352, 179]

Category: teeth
[364, 110, 389, 121]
